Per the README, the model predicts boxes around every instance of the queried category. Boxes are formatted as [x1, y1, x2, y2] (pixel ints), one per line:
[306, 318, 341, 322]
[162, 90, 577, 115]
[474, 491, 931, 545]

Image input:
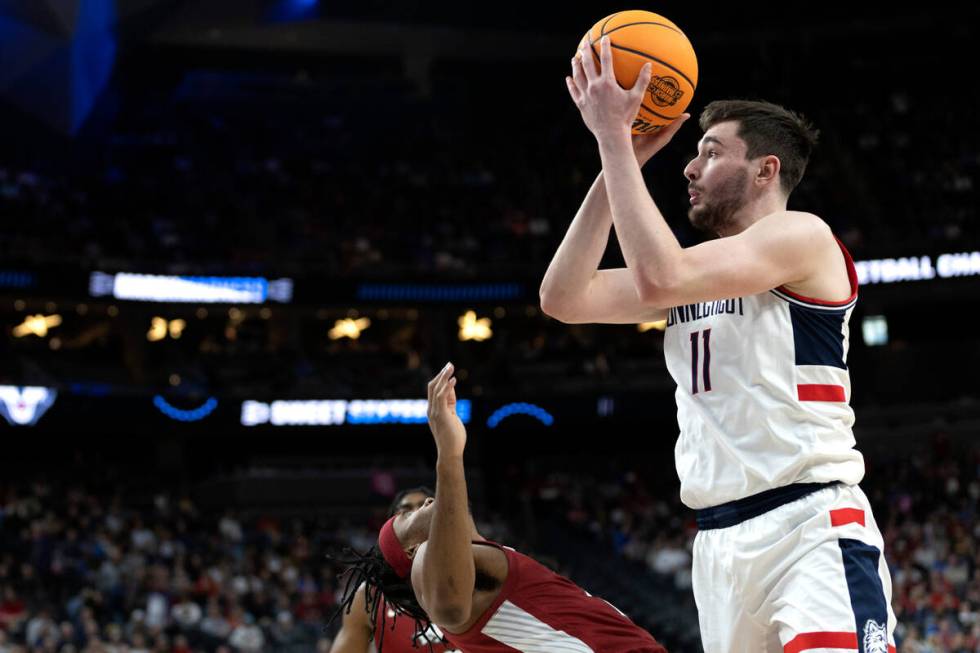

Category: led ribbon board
[356, 283, 523, 302]
[241, 399, 472, 427]
[90, 272, 293, 303]
[856, 251, 980, 285]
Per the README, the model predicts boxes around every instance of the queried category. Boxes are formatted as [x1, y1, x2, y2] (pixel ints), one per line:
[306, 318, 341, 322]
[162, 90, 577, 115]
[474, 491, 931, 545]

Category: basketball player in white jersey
[540, 36, 897, 653]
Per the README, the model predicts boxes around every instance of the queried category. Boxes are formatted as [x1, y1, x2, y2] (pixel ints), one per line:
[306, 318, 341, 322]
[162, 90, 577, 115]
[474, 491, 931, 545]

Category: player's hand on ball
[632, 114, 689, 165]
[427, 363, 466, 458]
[567, 36, 651, 141]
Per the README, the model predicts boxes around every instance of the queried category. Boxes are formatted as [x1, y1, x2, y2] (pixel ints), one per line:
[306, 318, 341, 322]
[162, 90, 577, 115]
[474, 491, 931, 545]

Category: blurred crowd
[0, 481, 351, 652]
[1, 25, 977, 280]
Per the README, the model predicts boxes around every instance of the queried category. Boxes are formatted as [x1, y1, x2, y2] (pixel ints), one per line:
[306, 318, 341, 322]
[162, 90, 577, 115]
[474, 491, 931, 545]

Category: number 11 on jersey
[689, 329, 712, 394]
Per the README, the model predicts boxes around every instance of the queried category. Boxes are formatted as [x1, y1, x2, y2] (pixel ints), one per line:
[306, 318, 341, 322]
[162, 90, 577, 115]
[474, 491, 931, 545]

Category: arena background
[1, 2, 978, 651]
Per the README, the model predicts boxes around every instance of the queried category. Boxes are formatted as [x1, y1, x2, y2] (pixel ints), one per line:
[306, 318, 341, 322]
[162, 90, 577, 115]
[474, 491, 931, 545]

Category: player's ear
[755, 155, 780, 187]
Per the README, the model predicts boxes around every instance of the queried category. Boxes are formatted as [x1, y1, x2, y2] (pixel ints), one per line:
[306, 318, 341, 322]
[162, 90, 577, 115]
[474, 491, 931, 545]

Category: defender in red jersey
[336, 364, 666, 653]
[331, 488, 458, 653]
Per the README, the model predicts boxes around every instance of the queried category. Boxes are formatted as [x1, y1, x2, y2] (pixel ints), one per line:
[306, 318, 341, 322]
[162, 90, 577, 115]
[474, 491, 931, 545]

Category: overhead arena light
[638, 320, 667, 332]
[329, 318, 370, 340]
[0, 386, 58, 426]
[12, 314, 62, 338]
[458, 310, 492, 342]
[147, 317, 186, 342]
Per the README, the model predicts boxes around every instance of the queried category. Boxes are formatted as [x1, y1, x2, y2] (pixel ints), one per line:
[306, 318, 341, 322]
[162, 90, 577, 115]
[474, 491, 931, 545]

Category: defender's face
[392, 491, 432, 516]
[392, 495, 436, 552]
[683, 121, 753, 235]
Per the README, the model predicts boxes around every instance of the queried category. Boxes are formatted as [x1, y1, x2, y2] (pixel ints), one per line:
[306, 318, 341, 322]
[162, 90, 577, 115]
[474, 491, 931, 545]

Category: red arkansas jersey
[374, 596, 459, 653]
[443, 542, 665, 653]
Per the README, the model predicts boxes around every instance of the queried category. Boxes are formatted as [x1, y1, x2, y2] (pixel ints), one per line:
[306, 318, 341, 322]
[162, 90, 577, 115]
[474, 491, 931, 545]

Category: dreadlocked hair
[328, 545, 442, 652]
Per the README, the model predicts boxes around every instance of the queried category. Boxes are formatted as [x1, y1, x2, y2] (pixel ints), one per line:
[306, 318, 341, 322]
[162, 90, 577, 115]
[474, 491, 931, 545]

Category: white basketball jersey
[663, 239, 866, 509]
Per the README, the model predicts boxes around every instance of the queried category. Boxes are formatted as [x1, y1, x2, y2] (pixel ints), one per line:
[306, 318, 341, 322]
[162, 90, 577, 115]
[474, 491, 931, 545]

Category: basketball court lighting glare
[13, 314, 62, 338]
[458, 310, 492, 342]
[329, 317, 371, 340]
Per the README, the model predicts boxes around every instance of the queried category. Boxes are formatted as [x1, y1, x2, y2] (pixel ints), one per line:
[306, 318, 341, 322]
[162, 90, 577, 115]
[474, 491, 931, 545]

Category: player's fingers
[631, 63, 652, 100]
[428, 362, 450, 399]
[578, 41, 597, 81]
[570, 55, 586, 93]
[566, 76, 583, 105]
[662, 113, 691, 138]
[434, 364, 454, 402]
[599, 36, 613, 78]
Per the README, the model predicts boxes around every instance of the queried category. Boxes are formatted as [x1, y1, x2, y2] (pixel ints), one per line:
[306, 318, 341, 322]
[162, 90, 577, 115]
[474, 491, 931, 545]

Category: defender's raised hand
[426, 363, 466, 458]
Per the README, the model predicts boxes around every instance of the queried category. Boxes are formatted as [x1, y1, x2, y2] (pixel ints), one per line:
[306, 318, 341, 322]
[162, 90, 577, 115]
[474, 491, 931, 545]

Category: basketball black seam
[599, 13, 620, 37]
[602, 21, 683, 37]
[640, 103, 677, 121]
[609, 43, 696, 90]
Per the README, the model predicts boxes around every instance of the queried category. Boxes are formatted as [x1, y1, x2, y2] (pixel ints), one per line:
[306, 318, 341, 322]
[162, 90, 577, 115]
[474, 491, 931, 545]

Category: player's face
[392, 491, 432, 516]
[683, 121, 753, 236]
[393, 495, 437, 552]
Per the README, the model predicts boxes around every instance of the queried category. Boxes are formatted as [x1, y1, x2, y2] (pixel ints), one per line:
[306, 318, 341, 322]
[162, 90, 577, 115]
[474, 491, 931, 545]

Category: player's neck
[717, 194, 787, 238]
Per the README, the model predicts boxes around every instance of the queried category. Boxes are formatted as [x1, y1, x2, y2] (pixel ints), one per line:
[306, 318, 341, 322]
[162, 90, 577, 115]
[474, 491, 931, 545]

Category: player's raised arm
[638, 209, 832, 306]
[539, 48, 687, 325]
[413, 363, 475, 629]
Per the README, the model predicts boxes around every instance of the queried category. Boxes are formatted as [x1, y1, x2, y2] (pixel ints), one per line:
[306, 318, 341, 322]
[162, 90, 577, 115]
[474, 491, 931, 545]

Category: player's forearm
[423, 454, 475, 623]
[598, 132, 684, 302]
[539, 172, 614, 318]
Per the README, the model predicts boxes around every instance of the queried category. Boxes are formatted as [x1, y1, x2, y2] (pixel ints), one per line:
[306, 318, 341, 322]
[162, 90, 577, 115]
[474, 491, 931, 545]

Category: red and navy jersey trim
[789, 304, 848, 370]
[771, 237, 859, 311]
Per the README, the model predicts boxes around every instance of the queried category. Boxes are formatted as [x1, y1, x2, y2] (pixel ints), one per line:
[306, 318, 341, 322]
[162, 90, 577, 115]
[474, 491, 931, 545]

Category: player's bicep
[410, 541, 435, 615]
[551, 268, 668, 324]
[666, 212, 827, 305]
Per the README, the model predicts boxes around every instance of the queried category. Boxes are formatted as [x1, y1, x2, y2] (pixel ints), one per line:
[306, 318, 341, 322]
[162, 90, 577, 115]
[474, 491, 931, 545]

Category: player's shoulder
[758, 209, 829, 230]
[345, 582, 371, 622]
[472, 541, 509, 577]
[752, 210, 835, 247]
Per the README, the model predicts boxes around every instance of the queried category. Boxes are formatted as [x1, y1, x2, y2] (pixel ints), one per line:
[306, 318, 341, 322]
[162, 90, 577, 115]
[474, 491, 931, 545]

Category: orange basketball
[577, 10, 698, 134]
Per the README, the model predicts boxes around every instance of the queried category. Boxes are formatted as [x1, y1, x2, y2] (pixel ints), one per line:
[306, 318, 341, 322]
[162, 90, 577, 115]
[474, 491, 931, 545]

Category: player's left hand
[567, 36, 651, 142]
[426, 362, 466, 458]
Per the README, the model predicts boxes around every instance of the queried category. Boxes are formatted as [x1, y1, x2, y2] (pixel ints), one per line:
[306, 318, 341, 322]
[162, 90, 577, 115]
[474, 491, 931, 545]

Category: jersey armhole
[774, 236, 858, 309]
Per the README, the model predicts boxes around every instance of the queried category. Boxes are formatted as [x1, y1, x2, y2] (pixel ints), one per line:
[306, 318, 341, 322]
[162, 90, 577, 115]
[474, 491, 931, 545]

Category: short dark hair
[699, 99, 820, 195]
[387, 486, 435, 518]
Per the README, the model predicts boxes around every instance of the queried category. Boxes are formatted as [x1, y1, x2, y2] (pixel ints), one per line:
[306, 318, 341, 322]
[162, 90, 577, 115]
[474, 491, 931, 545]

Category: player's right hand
[632, 113, 690, 166]
[426, 363, 466, 458]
